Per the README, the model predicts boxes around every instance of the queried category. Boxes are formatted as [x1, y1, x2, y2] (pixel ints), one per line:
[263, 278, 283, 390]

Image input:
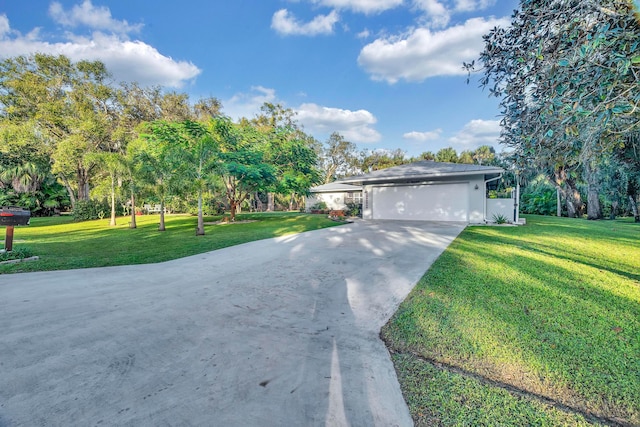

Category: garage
[337, 160, 512, 224]
[372, 183, 469, 221]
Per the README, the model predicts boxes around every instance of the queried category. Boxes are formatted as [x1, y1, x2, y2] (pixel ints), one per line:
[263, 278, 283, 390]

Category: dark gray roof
[339, 161, 503, 185]
[309, 182, 362, 193]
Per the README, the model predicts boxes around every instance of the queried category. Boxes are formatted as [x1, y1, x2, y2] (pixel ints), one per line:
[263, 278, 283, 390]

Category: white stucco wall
[305, 192, 348, 211]
[486, 198, 516, 222]
[468, 177, 485, 223]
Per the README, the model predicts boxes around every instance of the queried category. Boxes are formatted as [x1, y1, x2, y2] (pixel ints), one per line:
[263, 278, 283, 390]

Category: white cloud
[313, 0, 404, 14]
[453, 0, 496, 12]
[0, 14, 200, 88]
[271, 9, 339, 36]
[413, 0, 450, 27]
[357, 16, 510, 83]
[403, 129, 442, 141]
[49, 0, 143, 35]
[223, 86, 278, 120]
[0, 14, 10, 38]
[296, 103, 381, 143]
[448, 119, 500, 148]
[357, 28, 371, 39]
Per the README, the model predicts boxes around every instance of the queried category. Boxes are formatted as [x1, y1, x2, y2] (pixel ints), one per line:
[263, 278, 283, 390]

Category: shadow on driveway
[0, 220, 464, 426]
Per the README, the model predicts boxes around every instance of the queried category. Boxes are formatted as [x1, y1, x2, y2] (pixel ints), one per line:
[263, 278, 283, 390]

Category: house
[305, 182, 363, 211]
[332, 161, 519, 224]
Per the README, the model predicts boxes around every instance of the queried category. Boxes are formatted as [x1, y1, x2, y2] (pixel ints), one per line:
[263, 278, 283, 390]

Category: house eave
[340, 168, 504, 186]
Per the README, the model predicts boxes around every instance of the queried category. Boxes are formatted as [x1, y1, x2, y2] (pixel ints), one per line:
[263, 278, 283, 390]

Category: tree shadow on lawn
[390, 236, 640, 425]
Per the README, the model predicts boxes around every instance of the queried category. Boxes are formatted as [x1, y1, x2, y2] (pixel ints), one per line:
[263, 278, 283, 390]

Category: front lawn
[383, 215, 640, 426]
[0, 212, 339, 274]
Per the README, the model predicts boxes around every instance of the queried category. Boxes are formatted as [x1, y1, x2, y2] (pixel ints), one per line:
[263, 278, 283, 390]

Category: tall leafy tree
[0, 54, 119, 206]
[321, 132, 359, 183]
[458, 150, 474, 164]
[469, 0, 640, 219]
[358, 148, 408, 172]
[250, 103, 321, 210]
[179, 120, 218, 235]
[266, 128, 320, 210]
[472, 145, 495, 165]
[435, 147, 459, 163]
[212, 119, 276, 221]
[85, 152, 125, 226]
[136, 121, 191, 231]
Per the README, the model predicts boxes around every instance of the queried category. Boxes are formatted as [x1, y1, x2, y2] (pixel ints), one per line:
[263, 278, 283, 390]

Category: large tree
[212, 118, 276, 221]
[250, 103, 321, 210]
[134, 122, 191, 231]
[0, 54, 119, 207]
[358, 148, 408, 172]
[469, 0, 640, 219]
[179, 120, 218, 235]
[435, 147, 459, 163]
[320, 132, 359, 183]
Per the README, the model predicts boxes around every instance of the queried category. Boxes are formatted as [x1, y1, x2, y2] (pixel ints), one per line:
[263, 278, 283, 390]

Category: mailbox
[0, 206, 31, 226]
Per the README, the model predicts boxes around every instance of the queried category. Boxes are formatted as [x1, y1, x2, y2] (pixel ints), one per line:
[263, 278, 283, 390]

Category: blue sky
[0, 0, 519, 156]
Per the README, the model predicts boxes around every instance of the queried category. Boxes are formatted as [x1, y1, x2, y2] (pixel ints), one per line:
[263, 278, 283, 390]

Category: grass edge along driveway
[0, 212, 340, 274]
[383, 215, 640, 427]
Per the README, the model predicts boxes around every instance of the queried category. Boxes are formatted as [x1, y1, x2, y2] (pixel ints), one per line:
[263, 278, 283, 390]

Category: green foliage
[520, 176, 559, 216]
[0, 247, 33, 261]
[345, 202, 362, 217]
[311, 201, 328, 210]
[359, 148, 407, 172]
[491, 213, 508, 224]
[521, 189, 557, 216]
[0, 179, 71, 216]
[320, 132, 359, 183]
[435, 147, 458, 163]
[383, 215, 640, 425]
[470, 1, 640, 219]
[72, 199, 112, 221]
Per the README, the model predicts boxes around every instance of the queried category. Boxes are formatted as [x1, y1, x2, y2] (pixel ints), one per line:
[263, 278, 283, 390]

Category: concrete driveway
[0, 220, 465, 427]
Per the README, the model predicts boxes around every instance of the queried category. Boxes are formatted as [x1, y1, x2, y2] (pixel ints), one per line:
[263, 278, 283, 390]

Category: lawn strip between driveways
[383, 215, 640, 426]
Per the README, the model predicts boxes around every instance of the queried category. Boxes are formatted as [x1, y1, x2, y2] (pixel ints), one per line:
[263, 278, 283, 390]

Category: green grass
[392, 353, 593, 427]
[382, 215, 640, 426]
[0, 212, 340, 274]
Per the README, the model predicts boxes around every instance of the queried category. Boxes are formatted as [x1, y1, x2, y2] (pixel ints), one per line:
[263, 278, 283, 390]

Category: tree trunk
[129, 190, 137, 229]
[556, 187, 562, 217]
[565, 190, 577, 218]
[587, 188, 602, 220]
[629, 195, 640, 222]
[584, 161, 602, 220]
[255, 193, 263, 212]
[230, 201, 238, 221]
[77, 167, 90, 201]
[267, 192, 275, 211]
[110, 173, 116, 226]
[324, 166, 337, 184]
[59, 175, 77, 210]
[196, 190, 205, 235]
[289, 193, 295, 211]
[565, 179, 583, 218]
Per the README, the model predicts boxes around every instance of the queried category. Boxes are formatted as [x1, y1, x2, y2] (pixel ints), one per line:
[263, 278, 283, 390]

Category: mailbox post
[0, 207, 31, 252]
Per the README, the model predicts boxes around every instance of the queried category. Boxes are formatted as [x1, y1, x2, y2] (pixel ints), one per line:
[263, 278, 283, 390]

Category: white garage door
[372, 183, 468, 221]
